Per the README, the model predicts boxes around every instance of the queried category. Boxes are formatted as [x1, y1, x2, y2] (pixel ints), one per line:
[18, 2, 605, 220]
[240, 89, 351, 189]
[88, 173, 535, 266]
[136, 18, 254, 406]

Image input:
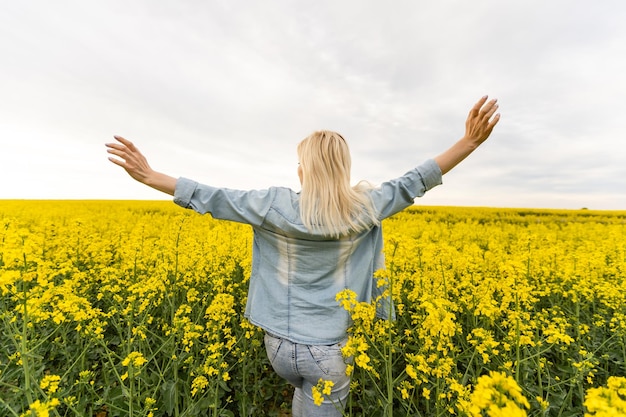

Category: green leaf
[161, 380, 178, 415]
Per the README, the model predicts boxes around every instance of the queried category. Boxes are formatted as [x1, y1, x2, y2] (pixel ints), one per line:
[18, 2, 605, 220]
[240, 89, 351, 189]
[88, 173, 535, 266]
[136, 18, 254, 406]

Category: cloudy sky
[1, 1, 625, 210]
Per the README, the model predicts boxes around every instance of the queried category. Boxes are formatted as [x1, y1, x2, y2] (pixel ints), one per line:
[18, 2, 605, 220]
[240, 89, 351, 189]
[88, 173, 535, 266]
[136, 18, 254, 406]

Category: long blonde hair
[297, 130, 379, 237]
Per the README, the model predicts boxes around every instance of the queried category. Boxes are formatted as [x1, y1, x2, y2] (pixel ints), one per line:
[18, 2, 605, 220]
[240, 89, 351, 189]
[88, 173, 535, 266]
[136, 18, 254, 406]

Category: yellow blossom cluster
[584, 376, 626, 416]
[39, 374, 61, 395]
[0, 200, 255, 415]
[341, 206, 626, 415]
[1, 201, 625, 416]
[19, 398, 60, 417]
[312, 378, 335, 406]
[465, 371, 530, 416]
[122, 351, 148, 368]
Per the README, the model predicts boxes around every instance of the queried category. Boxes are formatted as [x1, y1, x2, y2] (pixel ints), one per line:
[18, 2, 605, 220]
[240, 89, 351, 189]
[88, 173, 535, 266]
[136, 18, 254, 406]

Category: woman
[106, 96, 499, 416]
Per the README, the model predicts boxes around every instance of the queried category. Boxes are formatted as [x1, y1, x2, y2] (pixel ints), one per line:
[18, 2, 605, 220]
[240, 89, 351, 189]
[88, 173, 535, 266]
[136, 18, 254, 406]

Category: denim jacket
[173, 159, 442, 344]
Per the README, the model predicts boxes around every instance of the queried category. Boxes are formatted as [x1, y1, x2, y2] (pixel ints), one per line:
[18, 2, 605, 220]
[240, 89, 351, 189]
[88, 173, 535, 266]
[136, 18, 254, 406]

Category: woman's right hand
[463, 96, 500, 147]
[434, 95, 501, 175]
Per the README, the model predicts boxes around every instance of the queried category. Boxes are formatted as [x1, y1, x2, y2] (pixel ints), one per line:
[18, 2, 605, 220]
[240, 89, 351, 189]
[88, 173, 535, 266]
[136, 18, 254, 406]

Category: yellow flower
[401, 388, 409, 399]
[63, 396, 77, 406]
[322, 379, 335, 396]
[355, 353, 371, 369]
[20, 399, 60, 417]
[335, 289, 357, 312]
[311, 378, 335, 406]
[406, 364, 418, 380]
[40, 374, 61, 394]
[144, 396, 158, 415]
[191, 376, 209, 396]
[468, 371, 530, 417]
[187, 287, 200, 303]
[422, 387, 431, 400]
[312, 386, 324, 406]
[398, 381, 414, 400]
[584, 376, 626, 416]
[122, 351, 148, 368]
[536, 396, 549, 411]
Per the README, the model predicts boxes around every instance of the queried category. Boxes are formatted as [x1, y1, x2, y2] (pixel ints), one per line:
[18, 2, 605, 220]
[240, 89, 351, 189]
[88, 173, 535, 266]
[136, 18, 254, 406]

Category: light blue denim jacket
[173, 159, 442, 345]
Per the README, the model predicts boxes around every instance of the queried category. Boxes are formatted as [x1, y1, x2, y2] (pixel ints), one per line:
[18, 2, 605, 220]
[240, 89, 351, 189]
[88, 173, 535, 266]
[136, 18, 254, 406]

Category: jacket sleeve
[370, 159, 443, 220]
[173, 178, 275, 226]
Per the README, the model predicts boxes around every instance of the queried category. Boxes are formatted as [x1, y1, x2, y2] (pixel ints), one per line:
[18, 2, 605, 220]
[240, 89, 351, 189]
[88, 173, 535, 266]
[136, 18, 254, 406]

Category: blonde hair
[297, 130, 379, 237]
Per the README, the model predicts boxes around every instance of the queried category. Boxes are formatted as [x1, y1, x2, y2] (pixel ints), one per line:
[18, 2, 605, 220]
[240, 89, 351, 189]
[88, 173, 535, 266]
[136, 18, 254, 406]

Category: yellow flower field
[1, 200, 625, 416]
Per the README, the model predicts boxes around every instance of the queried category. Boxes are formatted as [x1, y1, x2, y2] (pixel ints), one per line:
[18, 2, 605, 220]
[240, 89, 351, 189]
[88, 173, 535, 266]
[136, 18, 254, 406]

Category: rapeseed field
[1, 200, 625, 416]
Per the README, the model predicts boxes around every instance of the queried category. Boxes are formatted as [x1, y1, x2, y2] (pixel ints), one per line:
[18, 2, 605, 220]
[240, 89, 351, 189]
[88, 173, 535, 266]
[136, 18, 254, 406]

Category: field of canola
[1, 200, 625, 417]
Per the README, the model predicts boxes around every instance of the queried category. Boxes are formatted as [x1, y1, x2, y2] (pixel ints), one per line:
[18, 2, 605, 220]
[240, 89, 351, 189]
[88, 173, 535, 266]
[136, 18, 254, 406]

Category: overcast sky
[1, 1, 625, 210]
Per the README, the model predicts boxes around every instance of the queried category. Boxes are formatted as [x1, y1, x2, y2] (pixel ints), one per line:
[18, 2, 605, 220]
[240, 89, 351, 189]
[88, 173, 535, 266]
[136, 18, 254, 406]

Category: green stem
[212, 379, 220, 417]
[0, 396, 20, 417]
[384, 243, 398, 417]
[385, 326, 394, 417]
[173, 361, 180, 417]
[241, 340, 249, 417]
[21, 256, 34, 411]
[129, 367, 134, 416]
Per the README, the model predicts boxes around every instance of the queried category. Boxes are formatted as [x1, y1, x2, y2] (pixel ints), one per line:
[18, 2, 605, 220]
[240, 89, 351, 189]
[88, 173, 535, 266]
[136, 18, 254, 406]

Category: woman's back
[173, 158, 443, 343]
